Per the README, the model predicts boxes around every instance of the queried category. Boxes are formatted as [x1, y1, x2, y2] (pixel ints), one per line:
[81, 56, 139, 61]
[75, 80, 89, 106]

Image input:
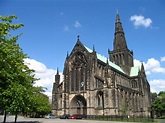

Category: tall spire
[116, 9, 120, 23]
[109, 11, 134, 75]
[114, 11, 128, 50]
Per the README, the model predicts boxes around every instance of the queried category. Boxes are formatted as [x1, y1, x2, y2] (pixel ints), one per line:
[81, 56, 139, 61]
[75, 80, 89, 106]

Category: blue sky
[1, 0, 165, 97]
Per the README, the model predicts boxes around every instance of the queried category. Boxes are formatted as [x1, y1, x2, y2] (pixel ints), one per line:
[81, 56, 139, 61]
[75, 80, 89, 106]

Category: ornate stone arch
[70, 95, 87, 115]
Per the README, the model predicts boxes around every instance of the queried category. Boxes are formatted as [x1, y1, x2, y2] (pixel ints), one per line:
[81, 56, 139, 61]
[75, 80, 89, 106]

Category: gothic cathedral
[52, 13, 151, 117]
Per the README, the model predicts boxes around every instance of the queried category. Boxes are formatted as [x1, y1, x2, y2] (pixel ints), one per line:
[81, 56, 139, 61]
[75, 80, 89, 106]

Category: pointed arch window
[95, 77, 103, 89]
[132, 80, 138, 88]
[59, 94, 62, 109]
[97, 91, 103, 108]
[98, 95, 101, 107]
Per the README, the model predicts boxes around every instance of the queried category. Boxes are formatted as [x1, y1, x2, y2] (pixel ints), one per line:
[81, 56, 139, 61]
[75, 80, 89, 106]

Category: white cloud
[44, 91, 53, 98]
[24, 58, 63, 98]
[134, 59, 151, 75]
[64, 25, 69, 31]
[74, 21, 81, 28]
[150, 88, 157, 93]
[134, 59, 142, 66]
[130, 15, 152, 28]
[146, 71, 151, 75]
[144, 58, 160, 71]
[134, 58, 165, 93]
[24, 58, 47, 73]
[134, 58, 165, 74]
[150, 79, 165, 92]
[161, 56, 165, 62]
[144, 58, 165, 74]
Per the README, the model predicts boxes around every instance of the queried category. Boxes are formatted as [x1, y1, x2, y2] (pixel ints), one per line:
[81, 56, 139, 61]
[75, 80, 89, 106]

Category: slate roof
[84, 46, 125, 74]
[84, 45, 140, 77]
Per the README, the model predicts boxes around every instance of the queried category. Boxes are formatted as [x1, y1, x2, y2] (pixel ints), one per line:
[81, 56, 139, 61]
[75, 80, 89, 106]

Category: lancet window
[97, 91, 104, 108]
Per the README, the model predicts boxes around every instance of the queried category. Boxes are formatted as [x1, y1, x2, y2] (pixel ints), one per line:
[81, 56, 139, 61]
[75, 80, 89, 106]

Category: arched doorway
[70, 95, 87, 115]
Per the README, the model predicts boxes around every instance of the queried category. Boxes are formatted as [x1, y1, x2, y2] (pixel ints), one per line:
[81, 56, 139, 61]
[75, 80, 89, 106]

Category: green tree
[0, 15, 37, 123]
[158, 91, 165, 99]
[32, 93, 51, 117]
[152, 91, 165, 117]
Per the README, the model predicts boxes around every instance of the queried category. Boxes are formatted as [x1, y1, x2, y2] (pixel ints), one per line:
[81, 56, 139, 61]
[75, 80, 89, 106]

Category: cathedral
[52, 13, 151, 117]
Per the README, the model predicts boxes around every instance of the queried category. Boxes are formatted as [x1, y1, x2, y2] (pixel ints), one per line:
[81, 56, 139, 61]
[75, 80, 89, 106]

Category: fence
[85, 115, 154, 122]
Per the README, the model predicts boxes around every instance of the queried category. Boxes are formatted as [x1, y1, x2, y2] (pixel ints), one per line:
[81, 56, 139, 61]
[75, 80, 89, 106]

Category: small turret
[55, 68, 60, 85]
[93, 45, 95, 52]
[66, 51, 69, 59]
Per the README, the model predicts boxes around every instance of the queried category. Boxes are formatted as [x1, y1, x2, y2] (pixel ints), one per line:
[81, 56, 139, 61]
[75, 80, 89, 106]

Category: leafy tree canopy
[152, 91, 165, 113]
[0, 15, 53, 121]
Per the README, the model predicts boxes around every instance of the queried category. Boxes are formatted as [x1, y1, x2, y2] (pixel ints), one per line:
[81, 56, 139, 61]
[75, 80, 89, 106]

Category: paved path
[0, 115, 164, 123]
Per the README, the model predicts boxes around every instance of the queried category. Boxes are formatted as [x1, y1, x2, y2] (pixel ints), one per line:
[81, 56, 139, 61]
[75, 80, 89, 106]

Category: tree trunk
[3, 110, 7, 123]
[14, 114, 18, 123]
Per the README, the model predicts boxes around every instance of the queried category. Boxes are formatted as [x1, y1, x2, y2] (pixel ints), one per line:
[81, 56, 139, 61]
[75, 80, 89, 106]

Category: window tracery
[70, 52, 87, 92]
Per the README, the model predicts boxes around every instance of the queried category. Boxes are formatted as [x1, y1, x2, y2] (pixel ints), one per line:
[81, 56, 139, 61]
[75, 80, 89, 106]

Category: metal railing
[85, 115, 154, 122]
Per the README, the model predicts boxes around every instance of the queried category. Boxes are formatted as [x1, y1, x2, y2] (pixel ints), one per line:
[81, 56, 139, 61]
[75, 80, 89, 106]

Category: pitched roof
[85, 43, 142, 77]
[84, 45, 125, 74]
[130, 66, 139, 77]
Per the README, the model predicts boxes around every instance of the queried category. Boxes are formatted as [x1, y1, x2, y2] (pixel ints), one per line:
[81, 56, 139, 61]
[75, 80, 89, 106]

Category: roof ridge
[84, 45, 125, 74]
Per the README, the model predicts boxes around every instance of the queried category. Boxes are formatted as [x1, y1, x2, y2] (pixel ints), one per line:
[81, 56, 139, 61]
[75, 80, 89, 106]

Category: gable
[68, 40, 142, 76]
[69, 40, 90, 59]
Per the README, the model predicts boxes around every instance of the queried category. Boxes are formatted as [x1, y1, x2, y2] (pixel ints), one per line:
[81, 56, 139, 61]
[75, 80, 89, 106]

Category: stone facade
[52, 13, 151, 117]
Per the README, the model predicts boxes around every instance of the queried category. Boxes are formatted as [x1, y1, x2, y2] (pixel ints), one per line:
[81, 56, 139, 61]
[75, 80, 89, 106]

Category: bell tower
[109, 11, 134, 75]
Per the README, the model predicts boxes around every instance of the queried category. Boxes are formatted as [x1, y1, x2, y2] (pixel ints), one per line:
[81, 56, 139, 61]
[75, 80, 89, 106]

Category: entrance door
[77, 107, 81, 114]
[70, 95, 87, 115]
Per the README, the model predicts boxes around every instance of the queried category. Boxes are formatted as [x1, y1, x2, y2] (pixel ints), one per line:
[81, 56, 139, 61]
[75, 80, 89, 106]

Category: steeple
[109, 11, 134, 75]
[114, 11, 128, 50]
[141, 62, 146, 75]
[55, 68, 60, 85]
